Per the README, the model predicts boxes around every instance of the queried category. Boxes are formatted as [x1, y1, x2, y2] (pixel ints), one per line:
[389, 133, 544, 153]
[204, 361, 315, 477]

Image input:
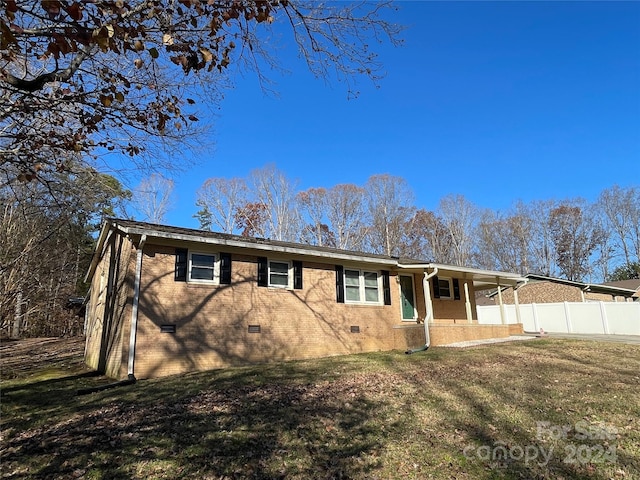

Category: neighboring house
[84, 219, 527, 379]
[601, 279, 640, 298]
[486, 274, 639, 305]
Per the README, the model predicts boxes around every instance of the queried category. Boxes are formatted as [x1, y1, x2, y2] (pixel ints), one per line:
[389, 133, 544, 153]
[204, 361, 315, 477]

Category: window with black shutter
[433, 276, 454, 299]
[257, 257, 268, 287]
[175, 248, 187, 282]
[220, 252, 232, 285]
[336, 266, 383, 304]
[335, 265, 345, 303]
[382, 270, 392, 305]
[453, 278, 461, 300]
[293, 261, 303, 290]
[432, 275, 440, 298]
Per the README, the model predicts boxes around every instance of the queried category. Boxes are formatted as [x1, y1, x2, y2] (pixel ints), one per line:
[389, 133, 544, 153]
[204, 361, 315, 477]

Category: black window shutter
[453, 278, 461, 300]
[220, 252, 232, 285]
[382, 270, 392, 305]
[175, 248, 187, 282]
[432, 275, 440, 298]
[335, 265, 344, 303]
[293, 260, 303, 290]
[257, 257, 268, 287]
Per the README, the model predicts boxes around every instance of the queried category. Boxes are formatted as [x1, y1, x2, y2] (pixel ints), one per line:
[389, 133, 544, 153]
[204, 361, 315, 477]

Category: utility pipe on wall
[406, 267, 438, 354]
[127, 234, 146, 380]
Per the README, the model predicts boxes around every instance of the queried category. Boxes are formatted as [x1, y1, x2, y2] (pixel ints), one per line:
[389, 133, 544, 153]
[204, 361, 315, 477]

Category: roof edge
[86, 218, 532, 286]
[115, 219, 399, 267]
[523, 274, 637, 296]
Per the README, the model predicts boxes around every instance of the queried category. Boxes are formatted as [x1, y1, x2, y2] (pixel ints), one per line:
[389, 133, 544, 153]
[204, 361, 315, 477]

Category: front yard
[1, 337, 638, 479]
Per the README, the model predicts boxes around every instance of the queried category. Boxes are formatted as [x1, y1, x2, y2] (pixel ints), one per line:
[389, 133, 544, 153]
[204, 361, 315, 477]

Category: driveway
[544, 333, 640, 345]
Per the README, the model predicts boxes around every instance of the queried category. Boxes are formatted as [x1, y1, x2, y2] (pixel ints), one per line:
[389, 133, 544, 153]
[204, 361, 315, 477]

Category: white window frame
[268, 259, 293, 289]
[188, 251, 219, 284]
[344, 269, 382, 304]
[437, 276, 453, 299]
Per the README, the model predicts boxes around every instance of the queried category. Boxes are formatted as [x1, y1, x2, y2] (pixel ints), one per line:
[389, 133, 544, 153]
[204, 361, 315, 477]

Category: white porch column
[514, 286, 522, 326]
[464, 281, 473, 324]
[497, 280, 506, 325]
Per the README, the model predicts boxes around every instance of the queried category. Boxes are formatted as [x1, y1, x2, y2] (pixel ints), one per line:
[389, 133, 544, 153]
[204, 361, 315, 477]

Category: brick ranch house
[84, 219, 527, 379]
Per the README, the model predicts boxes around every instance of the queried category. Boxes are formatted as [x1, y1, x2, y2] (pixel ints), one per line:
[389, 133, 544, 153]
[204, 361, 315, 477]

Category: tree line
[0, 172, 130, 339]
[3, 163, 637, 339]
[2, 0, 637, 338]
[1, 0, 401, 339]
[189, 165, 639, 283]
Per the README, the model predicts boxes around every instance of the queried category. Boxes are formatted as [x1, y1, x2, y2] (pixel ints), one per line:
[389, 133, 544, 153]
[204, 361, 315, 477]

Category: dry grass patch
[1, 337, 639, 479]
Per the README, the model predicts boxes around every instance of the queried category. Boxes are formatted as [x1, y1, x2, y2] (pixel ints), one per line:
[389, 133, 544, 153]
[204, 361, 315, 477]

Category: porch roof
[396, 262, 527, 290]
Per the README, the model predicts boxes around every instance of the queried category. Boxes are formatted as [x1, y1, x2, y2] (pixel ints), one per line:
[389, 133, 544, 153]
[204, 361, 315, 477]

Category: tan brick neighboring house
[602, 279, 640, 300]
[84, 219, 527, 379]
[485, 274, 639, 305]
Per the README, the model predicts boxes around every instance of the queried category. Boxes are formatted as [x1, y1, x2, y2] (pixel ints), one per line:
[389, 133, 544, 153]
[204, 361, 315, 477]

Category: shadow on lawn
[2, 340, 638, 480]
[1, 371, 100, 394]
[1, 364, 392, 480]
[396, 341, 638, 480]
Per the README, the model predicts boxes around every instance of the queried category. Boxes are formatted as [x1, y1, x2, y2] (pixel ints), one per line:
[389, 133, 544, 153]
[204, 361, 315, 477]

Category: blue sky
[159, 1, 639, 229]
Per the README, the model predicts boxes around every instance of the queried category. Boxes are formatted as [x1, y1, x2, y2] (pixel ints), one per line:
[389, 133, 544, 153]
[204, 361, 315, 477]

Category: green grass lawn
[1, 337, 639, 479]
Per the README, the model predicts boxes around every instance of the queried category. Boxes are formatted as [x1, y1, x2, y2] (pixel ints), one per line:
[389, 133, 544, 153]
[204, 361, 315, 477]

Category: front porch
[393, 322, 523, 349]
[393, 261, 527, 348]
[429, 322, 524, 345]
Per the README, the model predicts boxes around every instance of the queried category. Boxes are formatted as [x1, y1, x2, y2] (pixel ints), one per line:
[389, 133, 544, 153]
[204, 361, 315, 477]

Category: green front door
[400, 275, 416, 320]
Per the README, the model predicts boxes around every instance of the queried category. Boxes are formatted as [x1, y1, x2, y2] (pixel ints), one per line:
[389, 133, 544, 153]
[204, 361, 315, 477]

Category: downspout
[580, 287, 588, 303]
[406, 267, 438, 354]
[127, 234, 146, 380]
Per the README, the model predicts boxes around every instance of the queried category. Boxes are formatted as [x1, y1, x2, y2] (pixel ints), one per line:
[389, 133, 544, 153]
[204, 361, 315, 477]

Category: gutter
[399, 262, 526, 283]
[127, 234, 146, 380]
[406, 267, 438, 354]
[581, 285, 589, 303]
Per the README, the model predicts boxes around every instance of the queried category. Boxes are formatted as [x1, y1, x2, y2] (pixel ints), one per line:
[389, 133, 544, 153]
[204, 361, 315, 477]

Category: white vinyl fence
[477, 302, 640, 336]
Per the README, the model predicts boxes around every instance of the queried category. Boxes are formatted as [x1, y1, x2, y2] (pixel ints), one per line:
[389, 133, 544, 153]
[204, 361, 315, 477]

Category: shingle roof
[523, 274, 638, 297]
[86, 218, 527, 289]
[601, 279, 640, 291]
[111, 218, 405, 263]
